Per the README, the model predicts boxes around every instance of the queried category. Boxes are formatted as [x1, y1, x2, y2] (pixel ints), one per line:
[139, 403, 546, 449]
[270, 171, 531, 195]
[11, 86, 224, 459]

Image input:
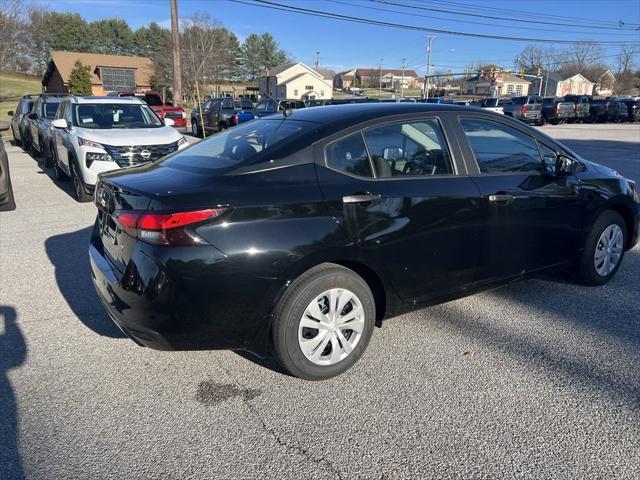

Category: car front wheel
[573, 210, 627, 286]
[70, 160, 91, 202]
[271, 263, 376, 380]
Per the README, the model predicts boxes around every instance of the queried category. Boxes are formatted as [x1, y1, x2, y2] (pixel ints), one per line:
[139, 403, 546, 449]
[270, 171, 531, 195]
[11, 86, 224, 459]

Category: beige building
[593, 69, 616, 97]
[259, 63, 333, 101]
[534, 73, 594, 97]
[465, 71, 531, 97]
[42, 50, 155, 95]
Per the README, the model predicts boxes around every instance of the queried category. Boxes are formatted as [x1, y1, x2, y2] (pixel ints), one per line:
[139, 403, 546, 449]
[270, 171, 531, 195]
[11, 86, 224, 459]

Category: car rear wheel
[191, 118, 200, 137]
[573, 210, 626, 286]
[11, 126, 21, 147]
[271, 263, 376, 380]
[70, 159, 91, 203]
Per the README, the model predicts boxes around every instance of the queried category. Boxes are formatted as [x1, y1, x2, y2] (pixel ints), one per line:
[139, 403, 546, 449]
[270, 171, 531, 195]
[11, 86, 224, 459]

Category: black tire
[54, 161, 66, 180]
[536, 116, 545, 126]
[271, 263, 376, 380]
[572, 210, 627, 286]
[218, 122, 227, 133]
[43, 141, 54, 168]
[11, 126, 21, 147]
[70, 159, 91, 202]
[549, 118, 559, 125]
[588, 111, 597, 123]
[191, 118, 199, 137]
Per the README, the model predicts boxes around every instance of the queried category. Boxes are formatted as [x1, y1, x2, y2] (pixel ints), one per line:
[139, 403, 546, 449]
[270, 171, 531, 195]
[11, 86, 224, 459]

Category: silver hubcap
[594, 224, 624, 276]
[298, 288, 365, 366]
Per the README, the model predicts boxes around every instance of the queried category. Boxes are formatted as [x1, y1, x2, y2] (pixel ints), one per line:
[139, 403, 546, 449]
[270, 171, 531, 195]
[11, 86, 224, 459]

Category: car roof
[273, 102, 465, 125]
[66, 96, 145, 104]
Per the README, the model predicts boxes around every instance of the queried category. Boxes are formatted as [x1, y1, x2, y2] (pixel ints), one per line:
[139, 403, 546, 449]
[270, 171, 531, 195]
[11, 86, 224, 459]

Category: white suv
[51, 96, 188, 202]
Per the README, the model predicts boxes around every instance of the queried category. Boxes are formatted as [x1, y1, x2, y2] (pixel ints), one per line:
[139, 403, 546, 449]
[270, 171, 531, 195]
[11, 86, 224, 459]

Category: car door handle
[488, 194, 515, 204]
[342, 194, 381, 204]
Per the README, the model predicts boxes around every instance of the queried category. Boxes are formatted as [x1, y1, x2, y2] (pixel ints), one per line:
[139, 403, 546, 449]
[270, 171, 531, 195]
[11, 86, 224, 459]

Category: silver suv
[51, 96, 188, 202]
[502, 95, 543, 125]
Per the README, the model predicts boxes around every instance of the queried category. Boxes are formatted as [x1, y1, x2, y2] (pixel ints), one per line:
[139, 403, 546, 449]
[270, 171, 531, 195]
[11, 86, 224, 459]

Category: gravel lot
[1, 122, 639, 480]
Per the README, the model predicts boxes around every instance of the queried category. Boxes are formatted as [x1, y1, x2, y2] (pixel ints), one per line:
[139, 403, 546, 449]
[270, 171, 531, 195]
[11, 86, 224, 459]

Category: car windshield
[43, 101, 62, 119]
[73, 103, 163, 129]
[142, 94, 163, 106]
[160, 118, 311, 173]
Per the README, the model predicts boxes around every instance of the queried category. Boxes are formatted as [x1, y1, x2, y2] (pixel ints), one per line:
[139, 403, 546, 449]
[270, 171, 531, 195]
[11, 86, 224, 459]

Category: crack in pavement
[220, 364, 345, 480]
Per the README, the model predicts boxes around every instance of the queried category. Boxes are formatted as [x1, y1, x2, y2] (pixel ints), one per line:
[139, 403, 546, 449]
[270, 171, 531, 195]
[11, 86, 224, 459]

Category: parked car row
[7, 94, 188, 202]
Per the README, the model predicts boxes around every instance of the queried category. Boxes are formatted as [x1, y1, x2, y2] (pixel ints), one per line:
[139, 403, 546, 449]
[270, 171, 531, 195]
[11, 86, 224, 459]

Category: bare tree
[0, 0, 26, 71]
[180, 14, 239, 99]
[616, 45, 636, 74]
[515, 45, 544, 72]
[564, 41, 604, 74]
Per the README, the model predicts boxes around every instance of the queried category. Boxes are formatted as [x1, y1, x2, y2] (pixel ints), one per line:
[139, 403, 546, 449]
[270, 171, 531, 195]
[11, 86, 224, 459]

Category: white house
[258, 63, 333, 101]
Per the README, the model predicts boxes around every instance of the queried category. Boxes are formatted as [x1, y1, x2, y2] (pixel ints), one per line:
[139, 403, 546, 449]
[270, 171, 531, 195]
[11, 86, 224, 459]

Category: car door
[205, 100, 219, 132]
[29, 98, 40, 149]
[315, 113, 490, 302]
[454, 114, 585, 277]
[55, 101, 73, 172]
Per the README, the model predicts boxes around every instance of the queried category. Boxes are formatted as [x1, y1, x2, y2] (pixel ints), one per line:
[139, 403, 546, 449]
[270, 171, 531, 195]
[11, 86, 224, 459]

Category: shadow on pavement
[430, 247, 640, 409]
[45, 226, 125, 338]
[0, 306, 26, 480]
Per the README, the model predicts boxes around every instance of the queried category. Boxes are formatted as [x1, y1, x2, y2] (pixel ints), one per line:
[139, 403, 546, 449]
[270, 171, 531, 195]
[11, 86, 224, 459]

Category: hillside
[0, 72, 42, 123]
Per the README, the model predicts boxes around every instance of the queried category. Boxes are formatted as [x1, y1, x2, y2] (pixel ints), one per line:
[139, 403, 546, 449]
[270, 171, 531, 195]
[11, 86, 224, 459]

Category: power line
[369, 0, 640, 32]
[326, 0, 640, 36]
[414, 0, 640, 28]
[229, 0, 640, 45]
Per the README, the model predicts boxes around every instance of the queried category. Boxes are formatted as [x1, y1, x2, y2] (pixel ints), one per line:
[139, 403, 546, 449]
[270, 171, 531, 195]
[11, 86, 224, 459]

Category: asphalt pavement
[0, 123, 639, 480]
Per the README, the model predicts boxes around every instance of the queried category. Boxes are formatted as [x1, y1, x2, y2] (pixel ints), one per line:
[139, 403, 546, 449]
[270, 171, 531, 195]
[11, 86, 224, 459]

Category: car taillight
[114, 209, 227, 246]
[574, 104, 578, 112]
[556, 104, 560, 113]
[521, 105, 527, 113]
[232, 112, 239, 125]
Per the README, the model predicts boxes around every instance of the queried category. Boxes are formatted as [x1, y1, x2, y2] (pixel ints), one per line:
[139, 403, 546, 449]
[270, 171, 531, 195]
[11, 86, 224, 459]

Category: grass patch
[0, 72, 42, 135]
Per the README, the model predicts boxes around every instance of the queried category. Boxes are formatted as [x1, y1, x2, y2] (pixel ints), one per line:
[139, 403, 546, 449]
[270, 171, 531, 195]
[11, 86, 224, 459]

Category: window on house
[515, 85, 523, 95]
[305, 85, 314, 91]
[294, 89, 298, 96]
[101, 67, 136, 92]
[321, 91, 324, 96]
[507, 84, 514, 94]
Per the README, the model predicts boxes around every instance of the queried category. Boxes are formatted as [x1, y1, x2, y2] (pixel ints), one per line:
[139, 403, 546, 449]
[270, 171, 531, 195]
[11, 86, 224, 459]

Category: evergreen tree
[68, 60, 92, 95]
[89, 18, 135, 55]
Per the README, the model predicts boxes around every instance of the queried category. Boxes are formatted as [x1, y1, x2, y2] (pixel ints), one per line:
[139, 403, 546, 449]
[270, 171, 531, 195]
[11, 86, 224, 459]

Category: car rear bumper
[89, 220, 276, 354]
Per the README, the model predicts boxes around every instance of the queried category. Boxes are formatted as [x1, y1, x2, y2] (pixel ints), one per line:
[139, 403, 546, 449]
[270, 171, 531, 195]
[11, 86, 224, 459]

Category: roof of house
[314, 68, 333, 80]
[265, 63, 296, 76]
[48, 50, 155, 86]
[357, 68, 418, 77]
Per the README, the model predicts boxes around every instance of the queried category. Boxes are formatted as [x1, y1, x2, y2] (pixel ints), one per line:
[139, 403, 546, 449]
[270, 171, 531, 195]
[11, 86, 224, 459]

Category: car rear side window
[160, 119, 310, 172]
[363, 119, 454, 177]
[326, 133, 373, 178]
[460, 118, 542, 174]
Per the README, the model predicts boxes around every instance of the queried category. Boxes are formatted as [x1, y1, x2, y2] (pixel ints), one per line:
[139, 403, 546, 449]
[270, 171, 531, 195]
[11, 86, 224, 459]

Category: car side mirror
[7, 111, 14, 116]
[556, 154, 575, 175]
[28, 113, 38, 120]
[165, 101, 173, 106]
[164, 118, 175, 126]
[51, 118, 68, 129]
[383, 147, 404, 161]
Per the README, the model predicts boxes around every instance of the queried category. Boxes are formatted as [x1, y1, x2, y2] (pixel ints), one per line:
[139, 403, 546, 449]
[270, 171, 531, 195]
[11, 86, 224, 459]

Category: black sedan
[90, 103, 639, 380]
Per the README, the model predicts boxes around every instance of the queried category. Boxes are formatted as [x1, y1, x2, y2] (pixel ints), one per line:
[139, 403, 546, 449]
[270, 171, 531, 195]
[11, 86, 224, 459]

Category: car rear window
[143, 94, 163, 106]
[160, 119, 313, 173]
[43, 101, 62, 119]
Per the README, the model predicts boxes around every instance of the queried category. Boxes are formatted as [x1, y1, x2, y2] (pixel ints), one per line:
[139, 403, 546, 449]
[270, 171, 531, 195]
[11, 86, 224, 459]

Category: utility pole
[400, 57, 406, 98]
[170, 0, 182, 106]
[422, 35, 435, 100]
[315, 51, 320, 70]
[379, 58, 383, 94]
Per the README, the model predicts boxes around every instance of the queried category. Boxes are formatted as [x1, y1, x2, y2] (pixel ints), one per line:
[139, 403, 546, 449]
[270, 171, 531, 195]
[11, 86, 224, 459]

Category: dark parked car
[619, 99, 640, 122]
[7, 94, 38, 148]
[541, 97, 576, 125]
[253, 98, 306, 118]
[588, 99, 611, 122]
[191, 97, 255, 137]
[502, 95, 543, 125]
[605, 100, 628, 122]
[91, 103, 639, 380]
[562, 95, 590, 122]
[0, 122, 16, 211]
[26, 94, 67, 164]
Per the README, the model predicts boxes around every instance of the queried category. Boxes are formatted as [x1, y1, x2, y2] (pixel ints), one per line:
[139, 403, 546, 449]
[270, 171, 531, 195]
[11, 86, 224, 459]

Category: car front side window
[460, 118, 542, 174]
[362, 119, 454, 178]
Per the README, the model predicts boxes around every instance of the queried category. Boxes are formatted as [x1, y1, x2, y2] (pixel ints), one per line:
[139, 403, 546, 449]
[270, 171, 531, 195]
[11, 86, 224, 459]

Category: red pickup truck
[111, 91, 187, 130]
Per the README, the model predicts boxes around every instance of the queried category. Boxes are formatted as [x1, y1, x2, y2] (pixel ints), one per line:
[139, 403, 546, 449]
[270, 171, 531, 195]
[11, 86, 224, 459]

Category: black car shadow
[45, 226, 125, 338]
[0, 306, 26, 480]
